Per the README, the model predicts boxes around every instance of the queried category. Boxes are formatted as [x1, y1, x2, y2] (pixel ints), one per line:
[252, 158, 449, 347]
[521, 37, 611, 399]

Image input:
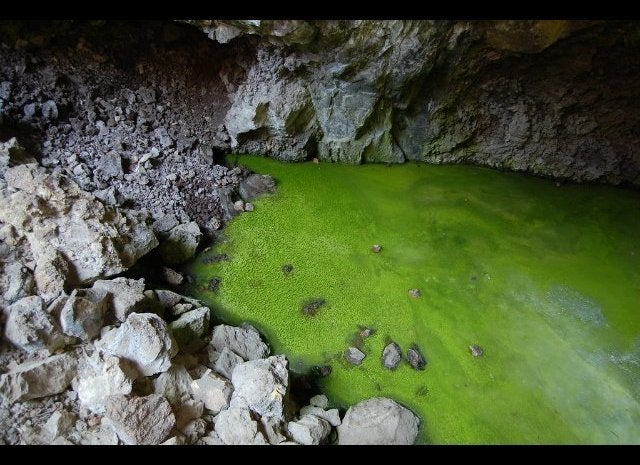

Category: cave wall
[1, 19, 639, 187]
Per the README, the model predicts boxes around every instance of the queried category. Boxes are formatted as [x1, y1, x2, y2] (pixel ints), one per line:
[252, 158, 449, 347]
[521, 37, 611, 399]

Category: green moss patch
[188, 155, 640, 444]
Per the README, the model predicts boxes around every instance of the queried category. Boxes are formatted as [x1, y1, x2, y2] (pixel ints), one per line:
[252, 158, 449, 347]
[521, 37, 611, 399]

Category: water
[187, 155, 640, 444]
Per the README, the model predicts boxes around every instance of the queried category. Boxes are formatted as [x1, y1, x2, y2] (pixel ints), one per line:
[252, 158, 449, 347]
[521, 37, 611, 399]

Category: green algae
[188, 155, 640, 444]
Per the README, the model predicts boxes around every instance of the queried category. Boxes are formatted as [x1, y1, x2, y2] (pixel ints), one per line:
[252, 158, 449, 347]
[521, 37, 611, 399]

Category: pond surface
[188, 155, 640, 444]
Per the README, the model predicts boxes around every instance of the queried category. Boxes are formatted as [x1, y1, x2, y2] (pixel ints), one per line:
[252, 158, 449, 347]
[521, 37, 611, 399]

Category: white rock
[287, 414, 332, 445]
[230, 355, 288, 421]
[42, 410, 76, 441]
[213, 346, 244, 379]
[210, 324, 269, 361]
[310, 394, 329, 409]
[180, 417, 207, 443]
[73, 351, 137, 414]
[91, 277, 148, 322]
[191, 369, 233, 415]
[159, 222, 202, 265]
[0, 353, 77, 402]
[152, 364, 193, 406]
[161, 435, 187, 445]
[260, 416, 287, 445]
[168, 306, 210, 353]
[174, 398, 204, 431]
[214, 407, 268, 445]
[59, 289, 107, 341]
[105, 394, 175, 445]
[79, 423, 119, 445]
[4, 295, 66, 353]
[0, 261, 34, 305]
[337, 397, 420, 445]
[198, 431, 224, 445]
[95, 312, 178, 376]
[300, 405, 341, 427]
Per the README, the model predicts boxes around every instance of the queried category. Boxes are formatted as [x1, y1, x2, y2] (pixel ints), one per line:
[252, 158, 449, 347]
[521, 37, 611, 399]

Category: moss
[188, 155, 640, 444]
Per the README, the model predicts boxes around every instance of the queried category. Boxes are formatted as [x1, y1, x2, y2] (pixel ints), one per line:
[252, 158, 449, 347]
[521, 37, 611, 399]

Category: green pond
[187, 155, 640, 444]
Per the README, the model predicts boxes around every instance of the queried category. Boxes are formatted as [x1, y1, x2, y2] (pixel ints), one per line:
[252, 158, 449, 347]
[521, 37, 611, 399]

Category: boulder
[238, 173, 276, 201]
[73, 351, 137, 413]
[105, 394, 175, 445]
[210, 324, 269, 361]
[168, 306, 210, 353]
[213, 346, 244, 379]
[382, 342, 402, 370]
[0, 163, 158, 287]
[59, 288, 108, 341]
[337, 397, 419, 445]
[152, 364, 193, 406]
[159, 222, 202, 265]
[287, 414, 332, 445]
[344, 347, 365, 365]
[0, 353, 77, 402]
[230, 355, 288, 420]
[191, 368, 233, 415]
[91, 277, 149, 322]
[95, 312, 178, 376]
[4, 295, 67, 353]
[214, 407, 268, 445]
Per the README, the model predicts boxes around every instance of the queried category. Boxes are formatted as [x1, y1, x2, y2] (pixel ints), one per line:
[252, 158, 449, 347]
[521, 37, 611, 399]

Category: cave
[0, 19, 638, 445]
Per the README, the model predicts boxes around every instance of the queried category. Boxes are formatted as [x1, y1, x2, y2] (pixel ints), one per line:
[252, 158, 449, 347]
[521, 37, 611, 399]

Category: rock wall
[1, 20, 639, 206]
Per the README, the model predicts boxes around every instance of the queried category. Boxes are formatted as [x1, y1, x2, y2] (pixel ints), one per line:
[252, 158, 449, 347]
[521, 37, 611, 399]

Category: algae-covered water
[188, 155, 640, 444]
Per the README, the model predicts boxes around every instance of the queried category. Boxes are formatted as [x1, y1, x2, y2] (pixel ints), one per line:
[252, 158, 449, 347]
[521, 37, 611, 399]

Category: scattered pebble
[244, 202, 254, 212]
[312, 158, 320, 164]
[208, 277, 221, 292]
[282, 264, 294, 275]
[302, 298, 325, 316]
[408, 288, 421, 298]
[344, 347, 365, 365]
[371, 244, 382, 253]
[469, 344, 484, 357]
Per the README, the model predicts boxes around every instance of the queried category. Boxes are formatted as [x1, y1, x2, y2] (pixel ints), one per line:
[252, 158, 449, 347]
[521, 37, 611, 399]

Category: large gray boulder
[4, 295, 67, 353]
[91, 277, 150, 322]
[158, 222, 202, 265]
[95, 312, 178, 376]
[210, 324, 269, 361]
[59, 288, 108, 341]
[0, 353, 77, 402]
[337, 397, 420, 445]
[105, 394, 176, 445]
[73, 351, 137, 414]
[230, 355, 288, 420]
[0, 164, 158, 289]
[214, 407, 268, 445]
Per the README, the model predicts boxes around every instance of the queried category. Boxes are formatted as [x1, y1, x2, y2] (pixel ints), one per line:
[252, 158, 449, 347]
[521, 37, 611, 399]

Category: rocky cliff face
[1, 19, 639, 195]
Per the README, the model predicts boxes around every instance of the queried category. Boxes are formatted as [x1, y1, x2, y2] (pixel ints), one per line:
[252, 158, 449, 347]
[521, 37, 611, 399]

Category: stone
[79, 425, 119, 445]
[169, 303, 194, 316]
[214, 407, 268, 445]
[180, 418, 207, 443]
[300, 405, 341, 427]
[282, 264, 293, 275]
[0, 261, 34, 306]
[152, 364, 193, 406]
[469, 344, 484, 357]
[407, 344, 427, 370]
[382, 342, 402, 370]
[155, 289, 184, 309]
[59, 288, 107, 341]
[4, 295, 67, 353]
[174, 399, 204, 431]
[0, 353, 77, 402]
[409, 288, 422, 298]
[210, 324, 269, 361]
[105, 394, 175, 445]
[337, 397, 419, 445]
[213, 346, 244, 380]
[42, 410, 76, 441]
[230, 355, 288, 420]
[161, 435, 187, 445]
[73, 351, 137, 413]
[371, 244, 382, 253]
[161, 266, 184, 285]
[198, 431, 224, 445]
[191, 368, 233, 415]
[159, 222, 202, 265]
[259, 416, 287, 445]
[95, 312, 178, 376]
[91, 277, 148, 322]
[302, 298, 325, 316]
[233, 199, 245, 212]
[169, 307, 210, 353]
[238, 173, 276, 201]
[310, 394, 329, 409]
[344, 347, 365, 365]
[0, 164, 158, 286]
[95, 151, 123, 181]
[288, 414, 332, 445]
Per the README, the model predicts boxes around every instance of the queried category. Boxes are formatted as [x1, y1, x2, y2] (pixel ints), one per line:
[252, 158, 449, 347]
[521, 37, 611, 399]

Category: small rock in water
[371, 244, 382, 253]
[382, 342, 402, 370]
[406, 344, 426, 370]
[359, 327, 374, 338]
[244, 202, 254, 212]
[408, 288, 421, 298]
[208, 277, 221, 292]
[203, 253, 230, 264]
[312, 158, 320, 164]
[233, 200, 245, 212]
[345, 347, 365, 365]
[162, 266, 184, 285]
[469, 344, 484, 357]
[302, 298, 325, 316]
[282, 264, 294, 275]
